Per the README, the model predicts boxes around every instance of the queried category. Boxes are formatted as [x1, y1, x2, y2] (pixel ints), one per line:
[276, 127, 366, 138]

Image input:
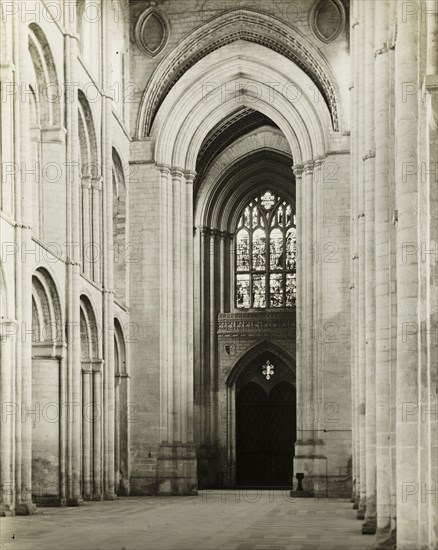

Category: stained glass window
[235, 191, 297, 309]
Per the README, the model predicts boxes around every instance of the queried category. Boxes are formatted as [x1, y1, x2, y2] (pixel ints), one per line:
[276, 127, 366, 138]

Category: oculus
[310, 0, 346, 44]
[134, 6, 169, 57]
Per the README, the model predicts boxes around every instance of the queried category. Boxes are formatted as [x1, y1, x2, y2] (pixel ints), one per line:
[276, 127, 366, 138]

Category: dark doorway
[236, 372, 296, 487]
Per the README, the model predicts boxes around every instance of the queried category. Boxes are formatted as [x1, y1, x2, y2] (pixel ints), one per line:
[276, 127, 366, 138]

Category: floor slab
[1, 491, 375, 550]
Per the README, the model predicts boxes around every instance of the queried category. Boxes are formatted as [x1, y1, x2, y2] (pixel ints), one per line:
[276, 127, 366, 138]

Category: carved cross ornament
[262, 360, 275, 380]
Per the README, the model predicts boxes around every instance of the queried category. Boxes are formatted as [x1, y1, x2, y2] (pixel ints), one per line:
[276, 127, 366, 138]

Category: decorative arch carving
[226, 340, 296, 389]
[79, 295, 99, 360]
[32, 267, 63, 355]
[28, 23, 60, 127]
[138, 9, 341, 136]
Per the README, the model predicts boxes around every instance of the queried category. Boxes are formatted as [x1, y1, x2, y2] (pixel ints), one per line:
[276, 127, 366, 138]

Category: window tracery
[235, 191, 297, 309]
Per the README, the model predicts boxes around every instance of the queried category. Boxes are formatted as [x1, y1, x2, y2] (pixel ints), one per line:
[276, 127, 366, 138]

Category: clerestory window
[235, 191, 297, 309]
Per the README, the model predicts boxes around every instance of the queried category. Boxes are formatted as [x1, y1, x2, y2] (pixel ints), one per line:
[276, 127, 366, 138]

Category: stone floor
[1, 491, 375, 550]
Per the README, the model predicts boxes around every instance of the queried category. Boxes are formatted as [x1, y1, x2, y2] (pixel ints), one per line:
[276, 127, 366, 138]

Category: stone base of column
[0, 503, 14, 516]
[356, 502, 366, 520]
[156, 443, 198, 495]
[66, 496, 84, 506]
[375, 526, 396, 549]
[15, 502, 38, 515]
[33, 495, 66, 507]
[104, 492, 116, 501]
[353, 494, 360, 509]
[362, 516, 377, 534]
[197, 444, 219, 489]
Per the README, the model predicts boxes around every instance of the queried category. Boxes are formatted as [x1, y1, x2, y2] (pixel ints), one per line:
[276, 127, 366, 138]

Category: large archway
[129, 7, 351, 496]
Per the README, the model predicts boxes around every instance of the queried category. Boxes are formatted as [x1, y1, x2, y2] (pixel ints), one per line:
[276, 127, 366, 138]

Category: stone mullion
[350, 0, 360, 509]
[362, 0, 377, 535]
[304, 162, 314, 437]
[395, 1, 420, 547]
[171, 168, 184, 443]
[356, 0, 367, 521]
[158, 165, 170, 442]
[374, 1, 395, 547]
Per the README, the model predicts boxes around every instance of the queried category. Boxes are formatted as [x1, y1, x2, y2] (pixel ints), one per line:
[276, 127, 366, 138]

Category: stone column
[81, 176, 91, 278]
[374, 1, 396, 547]
[304, 162, 315, 437]
[208, 228, 219, 447]
[16, 11, 36, 516]
[356, 0, 367, 521]
[101, 0, 115, 500]
[184, 170, 196, 445]
[81, 364, 92, 500]
[292, 164, 304, 467]
[91, 178, 102, 284]
[92, 363, 103, 500]
[362, 0, 377, 535]
[350, 1, 360, 509]
[394, 0, 420, 546]
[156, 166, 197, 495]
[64, 4, 82, 506]
[0, 320, 16, 515]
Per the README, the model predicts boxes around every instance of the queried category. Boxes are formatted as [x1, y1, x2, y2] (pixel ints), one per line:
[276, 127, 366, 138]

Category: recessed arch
[28, 23, 61, 127]
[79, 294, 99, 360]
[32, 267, 63, 346]
[227, 340, 296, 388]
[137, 8, 342, 136]
[150, 43, 329, 170]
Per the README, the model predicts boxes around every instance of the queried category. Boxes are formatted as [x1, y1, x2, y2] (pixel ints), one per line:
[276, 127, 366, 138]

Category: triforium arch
[78, 90, 101, 283]
[27, 23, 62, 241]
[31, 267, 64, 505]
[130, 3, 351, 497]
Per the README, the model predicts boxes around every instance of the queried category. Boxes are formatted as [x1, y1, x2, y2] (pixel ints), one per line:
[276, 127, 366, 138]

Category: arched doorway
[235, 351, 296, 487]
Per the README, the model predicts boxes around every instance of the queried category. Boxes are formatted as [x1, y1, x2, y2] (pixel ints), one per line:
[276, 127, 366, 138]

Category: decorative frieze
[217, 310, 296, 336]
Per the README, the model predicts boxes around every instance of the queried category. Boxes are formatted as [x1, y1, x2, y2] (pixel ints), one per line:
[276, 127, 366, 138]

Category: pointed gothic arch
[137, 8, 343, 136]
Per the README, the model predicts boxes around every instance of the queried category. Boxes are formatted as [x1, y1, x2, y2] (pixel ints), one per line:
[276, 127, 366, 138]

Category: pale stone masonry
[0, 1, 436, 549]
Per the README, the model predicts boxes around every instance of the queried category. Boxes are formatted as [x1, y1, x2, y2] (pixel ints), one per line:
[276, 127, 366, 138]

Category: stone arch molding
[150, 42, 330, 171]
[226, 341, 296, 389]
[28, 23, 61, 128]
[137, 9, 342, 136]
